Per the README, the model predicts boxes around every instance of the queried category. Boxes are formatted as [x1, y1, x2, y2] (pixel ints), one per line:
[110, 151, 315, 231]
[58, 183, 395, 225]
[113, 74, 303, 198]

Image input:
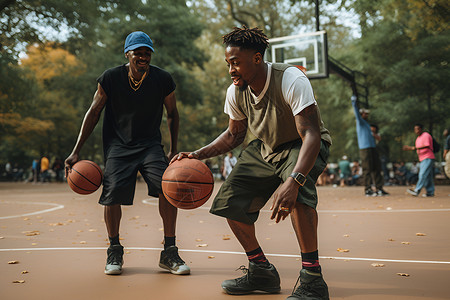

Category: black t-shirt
[97, 64, 176, 155]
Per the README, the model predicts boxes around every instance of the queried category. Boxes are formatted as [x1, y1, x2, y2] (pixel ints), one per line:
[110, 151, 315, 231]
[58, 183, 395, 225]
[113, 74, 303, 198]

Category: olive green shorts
[210, 139, 329, 224]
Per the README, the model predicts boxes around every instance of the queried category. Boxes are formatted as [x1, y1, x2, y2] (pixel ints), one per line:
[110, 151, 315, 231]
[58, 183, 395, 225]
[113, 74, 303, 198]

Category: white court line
[0, 201, 64, 219]
[142, 199, 450, 213]
[0, 247, 449, 265]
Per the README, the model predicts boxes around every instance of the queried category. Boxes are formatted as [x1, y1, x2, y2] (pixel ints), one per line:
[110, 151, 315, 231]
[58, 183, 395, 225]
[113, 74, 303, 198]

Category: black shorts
[99, 142, 168, 206]
[210, 139, 329, 224]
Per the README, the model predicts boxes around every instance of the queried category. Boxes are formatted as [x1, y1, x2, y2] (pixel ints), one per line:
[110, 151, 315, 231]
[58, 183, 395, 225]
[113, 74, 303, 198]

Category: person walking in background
[443, 128, 450, 179]
[351, 96, 389, 196]
[403, 123, 435, 197]
[222, 151, 237, 179]
[65, 31, 189, 276]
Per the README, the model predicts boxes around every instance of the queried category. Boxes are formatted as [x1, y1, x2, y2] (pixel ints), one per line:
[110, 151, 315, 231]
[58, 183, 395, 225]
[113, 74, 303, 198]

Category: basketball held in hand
[162, 159, 214, 209]
[67, 160, 103, 195]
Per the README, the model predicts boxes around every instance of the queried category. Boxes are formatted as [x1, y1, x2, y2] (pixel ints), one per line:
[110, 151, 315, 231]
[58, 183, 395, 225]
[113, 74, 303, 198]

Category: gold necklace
[128, 71, 147, 91]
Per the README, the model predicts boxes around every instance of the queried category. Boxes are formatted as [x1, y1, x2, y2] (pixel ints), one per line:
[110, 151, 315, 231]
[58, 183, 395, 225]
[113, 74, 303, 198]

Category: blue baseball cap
[124, 31, 154, 53]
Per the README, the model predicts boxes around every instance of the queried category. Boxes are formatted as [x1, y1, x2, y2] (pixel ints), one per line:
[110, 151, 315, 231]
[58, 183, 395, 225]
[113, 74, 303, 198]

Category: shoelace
[107, 250, 123, 265]
[234, 265, 249, 284]
[291, 275, 301, 295]
[166, 250, 185, 265]
[236, 265, 248, 274]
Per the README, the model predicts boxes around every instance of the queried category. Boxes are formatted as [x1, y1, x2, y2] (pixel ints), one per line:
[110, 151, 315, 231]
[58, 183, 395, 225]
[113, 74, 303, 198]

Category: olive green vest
[235, 63, 332, 162]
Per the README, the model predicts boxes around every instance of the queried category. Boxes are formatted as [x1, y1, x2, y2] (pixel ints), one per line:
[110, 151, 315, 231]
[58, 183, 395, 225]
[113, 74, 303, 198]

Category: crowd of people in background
[316, 159, 425, 188]
[1, 156, 66, 183]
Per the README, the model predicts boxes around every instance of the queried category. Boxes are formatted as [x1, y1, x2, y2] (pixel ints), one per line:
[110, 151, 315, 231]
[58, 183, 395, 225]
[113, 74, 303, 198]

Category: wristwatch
[290, 172, 307, 186]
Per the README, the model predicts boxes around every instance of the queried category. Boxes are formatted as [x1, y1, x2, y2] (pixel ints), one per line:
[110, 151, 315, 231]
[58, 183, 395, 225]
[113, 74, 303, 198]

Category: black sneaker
[365, 189, 376, 197]
[159, 245, 190, 275]
[105, 244, 124, 275]
[221, 262, 281, 295]
[376, 189, 389, 196]
[287, 268, 329, 299]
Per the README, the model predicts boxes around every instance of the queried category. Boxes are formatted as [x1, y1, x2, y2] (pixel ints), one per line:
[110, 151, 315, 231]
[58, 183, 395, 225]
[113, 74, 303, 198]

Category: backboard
[265, 31, 328, 79]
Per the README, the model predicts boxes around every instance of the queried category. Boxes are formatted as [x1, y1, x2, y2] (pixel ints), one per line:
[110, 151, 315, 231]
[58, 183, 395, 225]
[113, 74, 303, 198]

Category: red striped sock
[246, 247, 269, 265]
[301, 250, 321, 273]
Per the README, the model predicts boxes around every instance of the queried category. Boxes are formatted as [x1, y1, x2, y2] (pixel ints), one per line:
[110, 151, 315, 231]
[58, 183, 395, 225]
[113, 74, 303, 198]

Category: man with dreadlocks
[172, 26, 332, 299]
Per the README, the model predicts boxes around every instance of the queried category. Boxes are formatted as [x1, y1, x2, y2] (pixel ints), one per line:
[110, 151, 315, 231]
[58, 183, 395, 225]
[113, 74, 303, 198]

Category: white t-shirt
[224, 63, 317, 120]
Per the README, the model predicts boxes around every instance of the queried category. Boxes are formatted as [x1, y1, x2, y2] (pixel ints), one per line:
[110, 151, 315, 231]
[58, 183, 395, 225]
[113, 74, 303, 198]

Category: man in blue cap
[65, 31, 190, 276]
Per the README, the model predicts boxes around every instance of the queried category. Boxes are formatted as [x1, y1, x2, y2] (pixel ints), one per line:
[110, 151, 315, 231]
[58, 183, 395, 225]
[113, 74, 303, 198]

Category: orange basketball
[67, 160, 103, 195]
[162, 159, 214, 209]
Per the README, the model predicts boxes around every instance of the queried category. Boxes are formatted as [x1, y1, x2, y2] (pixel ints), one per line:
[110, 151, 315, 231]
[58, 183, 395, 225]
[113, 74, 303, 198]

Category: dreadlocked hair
[222, 25, 269, 55]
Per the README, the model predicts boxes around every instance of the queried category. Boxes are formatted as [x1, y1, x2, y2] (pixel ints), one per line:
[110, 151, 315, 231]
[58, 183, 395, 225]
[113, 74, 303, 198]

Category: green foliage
[1, 0, 449, 172]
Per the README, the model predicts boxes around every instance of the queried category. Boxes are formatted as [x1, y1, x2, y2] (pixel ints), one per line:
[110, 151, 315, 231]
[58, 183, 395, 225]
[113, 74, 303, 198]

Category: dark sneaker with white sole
[376, 189, 389, 196]
[105, 244, 124, 275]
[221, 262, 281, 295]
[287, 268, 329, 300]
[159, 246, 190, 275]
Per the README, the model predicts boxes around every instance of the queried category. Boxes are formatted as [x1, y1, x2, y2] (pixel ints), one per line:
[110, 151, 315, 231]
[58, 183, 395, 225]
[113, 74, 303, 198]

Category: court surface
[1, 181, 449, 300]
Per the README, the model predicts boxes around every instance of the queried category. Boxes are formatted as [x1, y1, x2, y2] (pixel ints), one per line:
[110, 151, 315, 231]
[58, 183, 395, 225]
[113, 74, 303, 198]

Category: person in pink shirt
[403, 124, 435, 197]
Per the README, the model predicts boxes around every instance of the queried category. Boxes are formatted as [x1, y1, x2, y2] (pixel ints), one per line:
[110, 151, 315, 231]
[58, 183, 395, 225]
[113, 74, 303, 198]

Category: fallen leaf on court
[0, 236, 4, 239]
[343, 234, 350, 237]
[31, 243, 37, 246]
[48, 222, 64, 226]
[222, 235, 231, 240]
[401, 242, 411, 245]
[397, 273, 410, 277]
[21, 270, 29, 274]
[23, 218, 30, 221]
[12, 280, 25, 283]
[125, 251, 131, 254]
[8, 261, 19, 264]
[77, 230, 83, 232]
[196, 244, 208, 247]
[386, 207, 392, 211]
[337, 248, 350, 252]
[88, 229, 97, 232]
[360, 240, 365, 242]
[22, 231, 40, 236]
[199, 220, 205, 223]
[195, 238, 203, 242]
[159, 228, 163, 231]
[129, 216, 140, 220]
[388, 238, 395, 241]
[208, 256, 215, 259]
[415, 233, 426, 236]
[80, 241, 87, 244]
[266, 237, 271, 240]
[119, 237, 124, 240]
[371, 263, 385, 267]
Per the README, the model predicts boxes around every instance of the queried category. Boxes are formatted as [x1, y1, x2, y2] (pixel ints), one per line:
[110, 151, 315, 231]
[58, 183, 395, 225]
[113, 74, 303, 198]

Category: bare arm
[172, 118, 248, 162]
[271, 104, 322, 222]
[65, 83, 107, 174]
[164, 91, 179, 160]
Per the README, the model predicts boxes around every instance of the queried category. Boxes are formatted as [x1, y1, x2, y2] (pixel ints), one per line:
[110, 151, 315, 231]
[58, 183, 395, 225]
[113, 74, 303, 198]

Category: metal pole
[315, 0, 320, 31]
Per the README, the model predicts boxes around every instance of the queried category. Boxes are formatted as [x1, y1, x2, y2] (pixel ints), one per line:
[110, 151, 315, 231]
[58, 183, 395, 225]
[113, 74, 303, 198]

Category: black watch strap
[290, 172, 307, 186]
